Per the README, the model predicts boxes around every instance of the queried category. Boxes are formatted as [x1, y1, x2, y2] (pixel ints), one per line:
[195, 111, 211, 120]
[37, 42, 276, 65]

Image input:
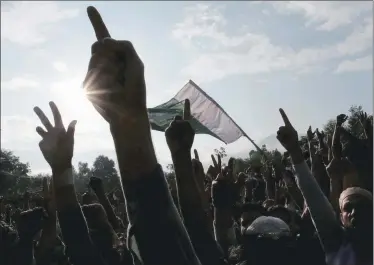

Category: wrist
[52, 163, 72, 176]
[171, 148, 191, 161]
[52, 167, 74, 188]
[110, 112, 149, 131]
[110, 116, 157, 179]
[289, 147, 304, 164]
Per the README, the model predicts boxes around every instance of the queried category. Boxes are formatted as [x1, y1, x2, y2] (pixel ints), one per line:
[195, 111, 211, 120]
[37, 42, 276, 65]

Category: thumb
[67, 120, 77, 139]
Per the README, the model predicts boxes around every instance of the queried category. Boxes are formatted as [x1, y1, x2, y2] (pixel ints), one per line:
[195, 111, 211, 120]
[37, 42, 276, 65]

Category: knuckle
[91, 41, 102, 54]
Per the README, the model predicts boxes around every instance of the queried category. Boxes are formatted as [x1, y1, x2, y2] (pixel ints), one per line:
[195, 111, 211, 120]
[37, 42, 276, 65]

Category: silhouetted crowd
[0, 6, 372, 265]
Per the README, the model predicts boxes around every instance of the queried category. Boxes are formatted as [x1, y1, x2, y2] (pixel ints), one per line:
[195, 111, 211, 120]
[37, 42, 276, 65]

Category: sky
[1, 1, 373, 175]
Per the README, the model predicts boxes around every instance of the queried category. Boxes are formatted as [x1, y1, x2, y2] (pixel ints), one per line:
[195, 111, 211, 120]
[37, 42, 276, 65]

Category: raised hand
[84, 6, 146, 124]
[358, 111, 368, 126]
[315, 128, 325, 142]
[336, 114, 348, 126]
[327, 134, 333, 148]
[236, 172, 247, 187]
[89, 176, 104, 194]
[192, 150, 205, 184]
[209, 153, 222, 180]
[307, 126, 315, 141]
[225, 157, 235, 182]
[277, 109, 300, 153]
[34, 102, 76, 172]
[165, 99, 195, 154]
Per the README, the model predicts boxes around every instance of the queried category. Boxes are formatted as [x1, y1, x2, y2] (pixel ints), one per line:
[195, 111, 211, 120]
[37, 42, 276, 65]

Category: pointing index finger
[87, 6, 111, 40]
[183, 99, 191, 120]
[194, 149, 200, 161]
[279, 108, 292, 127]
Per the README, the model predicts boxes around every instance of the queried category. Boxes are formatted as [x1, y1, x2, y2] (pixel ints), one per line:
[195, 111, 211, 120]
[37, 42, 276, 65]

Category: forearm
[308, 141, 317, 162]
[173, 152, 224, 265]
[123, 165, 201, 265]
[172, 151, 204, 216]
[213, 207, 234, 256]
[56, 188, 104, 265]
[290, 149, 341, 253]
[332, 124, 342, 158]
[244, 187, 253, 202]
[36, 219, 57, 259]
[312, 160, 330, 198]
[53, 168, 103, 265]
[110, 117, 157, 181]
[96, 192, 120, 230]
[265, 179, 276, 200]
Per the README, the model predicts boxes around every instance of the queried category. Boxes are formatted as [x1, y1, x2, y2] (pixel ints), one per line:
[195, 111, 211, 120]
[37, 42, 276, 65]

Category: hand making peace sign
[84, 6, 146, 124]
[34, 102, 76, 171]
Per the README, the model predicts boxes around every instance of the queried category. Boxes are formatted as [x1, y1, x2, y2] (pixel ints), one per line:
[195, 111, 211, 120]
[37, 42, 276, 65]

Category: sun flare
[51, 76, 98, 125]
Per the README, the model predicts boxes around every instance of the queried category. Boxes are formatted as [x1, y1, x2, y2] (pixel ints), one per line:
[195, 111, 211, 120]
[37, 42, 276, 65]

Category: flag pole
[243, 134, 263, 154]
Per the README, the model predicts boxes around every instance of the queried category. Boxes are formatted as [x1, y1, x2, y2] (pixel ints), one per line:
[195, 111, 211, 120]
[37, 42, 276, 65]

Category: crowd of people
[0, 6, 373, 265]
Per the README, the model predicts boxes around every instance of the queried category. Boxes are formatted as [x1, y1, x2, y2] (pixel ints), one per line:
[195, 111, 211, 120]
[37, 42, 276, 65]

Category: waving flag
[148, 80, 256, 146]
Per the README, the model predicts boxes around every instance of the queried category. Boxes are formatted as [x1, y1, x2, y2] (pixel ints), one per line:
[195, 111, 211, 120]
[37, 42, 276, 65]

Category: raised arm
[35, 178, 58, 264]
[316, 129, 329, 165]
[276, 108, 342, 254]
[33, 102, 104, 265]
[89, 177, 121, 231]
[165, 101, 226, 265]
[84, 6, 201, 265]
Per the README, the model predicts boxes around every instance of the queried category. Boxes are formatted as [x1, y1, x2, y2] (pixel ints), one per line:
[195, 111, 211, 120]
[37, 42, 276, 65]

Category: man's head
[339, 187, 372, 231]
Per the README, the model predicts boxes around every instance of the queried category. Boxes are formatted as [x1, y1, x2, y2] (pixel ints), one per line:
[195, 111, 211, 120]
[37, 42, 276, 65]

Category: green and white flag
[148, 80, 249, 144]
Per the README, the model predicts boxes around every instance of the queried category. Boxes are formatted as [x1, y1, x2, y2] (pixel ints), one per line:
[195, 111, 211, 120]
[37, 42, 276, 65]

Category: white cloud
[1, 115, 39, 147]
[173, 4, 373, 83]
[53, 61, 68, 72]
[1, 76, 40, 90]
[335, 55, 372, 73]
[1, 2, 79, 46]
[270, 1, 371, 31]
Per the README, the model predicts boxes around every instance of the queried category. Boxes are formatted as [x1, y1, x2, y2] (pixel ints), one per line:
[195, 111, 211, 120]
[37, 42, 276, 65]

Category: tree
[91, 155, 120, 191]
[77, 162, 92, 179]
[73, 163, 91, 193]
[347, 105, 373, 139]
[1, 149, 30, 175]
[322, 119, 336, 139]
[214, 147, 227, 159]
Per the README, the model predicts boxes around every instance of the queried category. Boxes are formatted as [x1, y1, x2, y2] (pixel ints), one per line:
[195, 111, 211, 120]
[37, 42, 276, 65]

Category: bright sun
[51, 76, 98, 125]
